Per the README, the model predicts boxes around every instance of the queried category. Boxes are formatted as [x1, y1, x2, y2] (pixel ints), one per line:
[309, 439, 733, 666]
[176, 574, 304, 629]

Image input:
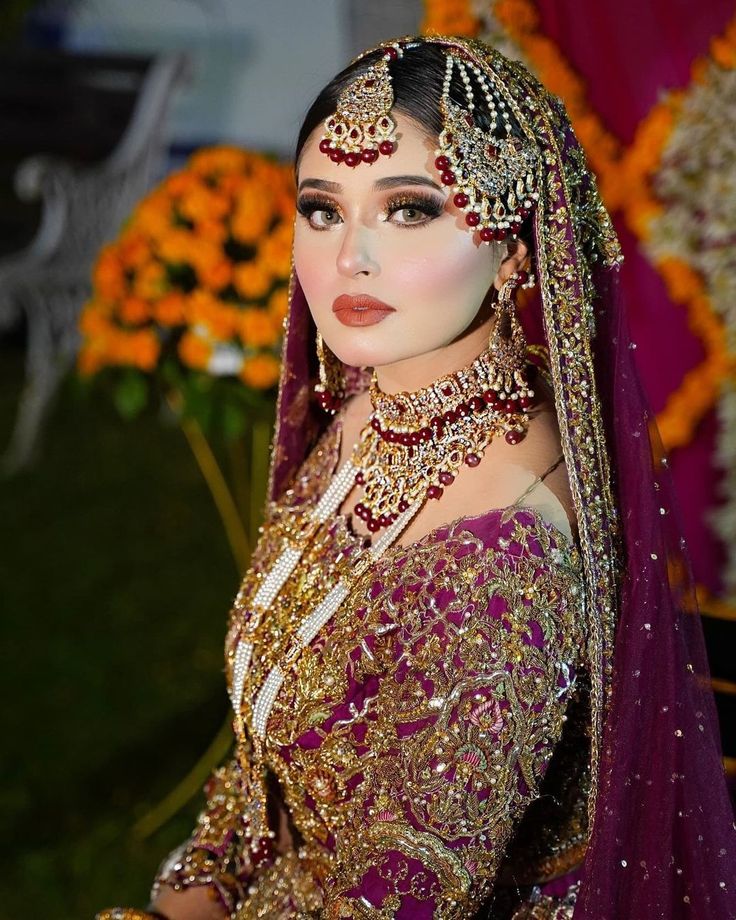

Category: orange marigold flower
[196, 218, 228, 245]
[239, 308, 278, 348]
[132, 261, 167, 299]
[188, 289, 240, 340]
[119, 233, 152, 270]
[80, 302, 113, 338]
[93, 246, 127, 300]
[189, 146, 248, 176]
[164, 171, 198, 197]
[155, 291, 187, 327]
[133, 196, 171, 240]
[179, 183, 230, 224]
[178, 330, 212, 370]
[268, 287, 289, 325]
[240, 352, 281, 390]
[130, 329, 160, 371]
[231, 195, 272, 245]
[156, 229, 195, 264]
[259, 223, 293, 278]
[197, 258, 233, 292]
[77, 346, 106, 376]
[119, 295, 151, 325]
[233, 261, 272, 300]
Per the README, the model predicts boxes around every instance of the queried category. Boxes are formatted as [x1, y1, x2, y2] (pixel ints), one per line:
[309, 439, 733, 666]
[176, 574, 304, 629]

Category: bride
[98, 35, 736, 920]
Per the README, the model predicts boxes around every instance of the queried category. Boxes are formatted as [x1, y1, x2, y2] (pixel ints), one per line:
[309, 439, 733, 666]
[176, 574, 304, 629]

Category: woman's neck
[373, 318, 493, 395]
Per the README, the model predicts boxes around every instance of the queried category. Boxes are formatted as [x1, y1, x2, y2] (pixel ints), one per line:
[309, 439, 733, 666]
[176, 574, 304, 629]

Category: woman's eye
[296, 198, 343, 230]
[309, 208, 341, 229]
[387, 197, 444, 226]
[391, 207, 428, 224]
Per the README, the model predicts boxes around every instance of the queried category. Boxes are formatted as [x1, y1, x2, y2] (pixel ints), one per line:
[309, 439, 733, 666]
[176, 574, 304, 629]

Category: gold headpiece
[319, 41, 540, 243]
[319, 43, 403, 166]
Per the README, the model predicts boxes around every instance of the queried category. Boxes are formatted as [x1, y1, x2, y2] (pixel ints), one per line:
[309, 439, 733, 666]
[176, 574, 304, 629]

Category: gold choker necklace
[351, 347, 534, 533]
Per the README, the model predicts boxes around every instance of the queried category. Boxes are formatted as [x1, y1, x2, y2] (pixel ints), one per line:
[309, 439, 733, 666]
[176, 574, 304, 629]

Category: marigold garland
[78, 146, 295, 397]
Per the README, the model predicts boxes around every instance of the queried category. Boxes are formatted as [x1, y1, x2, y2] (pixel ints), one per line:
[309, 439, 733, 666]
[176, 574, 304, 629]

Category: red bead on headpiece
[319, 44, 403, 166]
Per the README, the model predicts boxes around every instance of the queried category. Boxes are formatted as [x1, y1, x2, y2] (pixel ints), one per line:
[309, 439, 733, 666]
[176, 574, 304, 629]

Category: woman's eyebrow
[297, 175, 443, 194]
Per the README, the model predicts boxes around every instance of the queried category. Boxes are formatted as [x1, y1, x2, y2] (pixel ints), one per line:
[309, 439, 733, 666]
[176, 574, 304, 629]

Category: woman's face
[294, 113, 503, 372]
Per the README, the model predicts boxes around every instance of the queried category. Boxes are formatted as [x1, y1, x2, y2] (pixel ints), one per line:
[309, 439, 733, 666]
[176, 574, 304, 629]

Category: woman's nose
[336, 225, 380, 278]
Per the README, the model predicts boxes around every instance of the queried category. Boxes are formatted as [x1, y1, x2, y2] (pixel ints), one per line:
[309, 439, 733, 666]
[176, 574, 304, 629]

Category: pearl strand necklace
[229, 460, 422, 738]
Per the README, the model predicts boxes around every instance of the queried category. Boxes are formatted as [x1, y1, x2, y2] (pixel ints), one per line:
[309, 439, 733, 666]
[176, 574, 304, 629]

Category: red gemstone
[469, 395, 485, 412]
[453, 192, 469, 208]
[427, 485, 443, 500]
[518, 207, 531, 219]
[493, 227, 507, 241]
[479, 227, 494, 242]
[406, 431, 418, 445]
[370, 417, 381, 431]
[443, 409, 459, 424]
[465, 212, 481, 227]
[516, 270, 529, 285]
[389, 512, 399, 523]
[456, 401, 469, 416]
[483, 389, 498, 404]
[419, 427, 432, 441]
[362, 148, 379, 163]
[439, 471, 455, 486]
[441, 170, 456, 186]
[344, 152, 361, 168]
[329, 148, 345, 163]
[435, 155, 450, 171]
[520, 395, 533, 409]
[385, 46, 400, 60]
[355, 471, 365, 485]
[379, 140, 394, 156]
[465, 453, 481, 467]
[386, 430, 399, 442]
[334, 124, 343, 134]
[355, 502, 367, 519]
[398, 499, 409, 512]
[379, 513, 392, 527]
[505, 430, 525, 445]
[367, 518, 381, 533]
[505, 399, 516, 413]
[319, 138, 332, 154]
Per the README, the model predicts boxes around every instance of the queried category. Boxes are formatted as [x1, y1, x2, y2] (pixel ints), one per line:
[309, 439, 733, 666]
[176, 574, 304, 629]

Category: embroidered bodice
[155, 421, 590, 919]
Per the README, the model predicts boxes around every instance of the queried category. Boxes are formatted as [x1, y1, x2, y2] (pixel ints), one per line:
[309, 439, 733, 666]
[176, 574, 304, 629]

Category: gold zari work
[158, 422, 589, 917]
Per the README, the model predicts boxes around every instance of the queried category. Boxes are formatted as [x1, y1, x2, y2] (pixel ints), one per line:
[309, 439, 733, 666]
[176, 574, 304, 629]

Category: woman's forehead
[297, 114, 440, 189]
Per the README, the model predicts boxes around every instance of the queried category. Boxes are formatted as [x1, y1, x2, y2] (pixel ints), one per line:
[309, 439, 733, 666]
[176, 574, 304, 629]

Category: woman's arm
[97, 755, 273, 920]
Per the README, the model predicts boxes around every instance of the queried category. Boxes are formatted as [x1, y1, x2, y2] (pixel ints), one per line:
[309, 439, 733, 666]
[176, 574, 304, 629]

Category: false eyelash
[296, 194, 341, 218]
[384, 192, 445, 219]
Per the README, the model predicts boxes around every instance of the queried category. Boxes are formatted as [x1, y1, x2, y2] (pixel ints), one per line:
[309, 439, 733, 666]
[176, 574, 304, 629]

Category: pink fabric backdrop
[534, 0, 734, 594]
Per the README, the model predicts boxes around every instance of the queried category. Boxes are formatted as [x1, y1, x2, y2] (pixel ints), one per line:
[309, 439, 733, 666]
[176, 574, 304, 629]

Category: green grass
[0, 343, 248, 919]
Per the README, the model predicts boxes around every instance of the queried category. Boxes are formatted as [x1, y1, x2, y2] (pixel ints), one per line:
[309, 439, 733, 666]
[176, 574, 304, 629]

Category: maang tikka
[319, 43, 404, 166]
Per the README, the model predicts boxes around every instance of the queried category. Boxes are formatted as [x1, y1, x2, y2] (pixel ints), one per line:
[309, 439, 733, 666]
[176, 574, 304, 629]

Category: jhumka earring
[319, 43, 404, 166]
[434, 49, 540, 242]
[487, 270, 536, 438]
[314, 331, 345, 414]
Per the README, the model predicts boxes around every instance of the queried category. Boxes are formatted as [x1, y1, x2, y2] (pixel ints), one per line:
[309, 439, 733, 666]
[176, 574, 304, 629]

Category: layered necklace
[352, 345, 533, 533]
[230, 345, 533, 850]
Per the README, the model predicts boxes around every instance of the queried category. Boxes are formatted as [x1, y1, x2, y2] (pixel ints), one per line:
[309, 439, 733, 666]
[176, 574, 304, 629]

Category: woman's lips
[332, 294, 395, 327]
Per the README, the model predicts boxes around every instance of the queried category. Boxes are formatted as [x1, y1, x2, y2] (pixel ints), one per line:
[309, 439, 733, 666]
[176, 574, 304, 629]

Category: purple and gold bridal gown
[154, 417, 589, 920]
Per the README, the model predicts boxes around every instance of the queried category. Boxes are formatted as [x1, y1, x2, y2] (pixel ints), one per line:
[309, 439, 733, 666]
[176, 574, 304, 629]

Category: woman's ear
[493, 238, 531, 290]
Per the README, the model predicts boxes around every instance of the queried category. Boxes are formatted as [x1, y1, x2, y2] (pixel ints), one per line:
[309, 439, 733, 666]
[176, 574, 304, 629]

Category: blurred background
[1, 1, 734, 917]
